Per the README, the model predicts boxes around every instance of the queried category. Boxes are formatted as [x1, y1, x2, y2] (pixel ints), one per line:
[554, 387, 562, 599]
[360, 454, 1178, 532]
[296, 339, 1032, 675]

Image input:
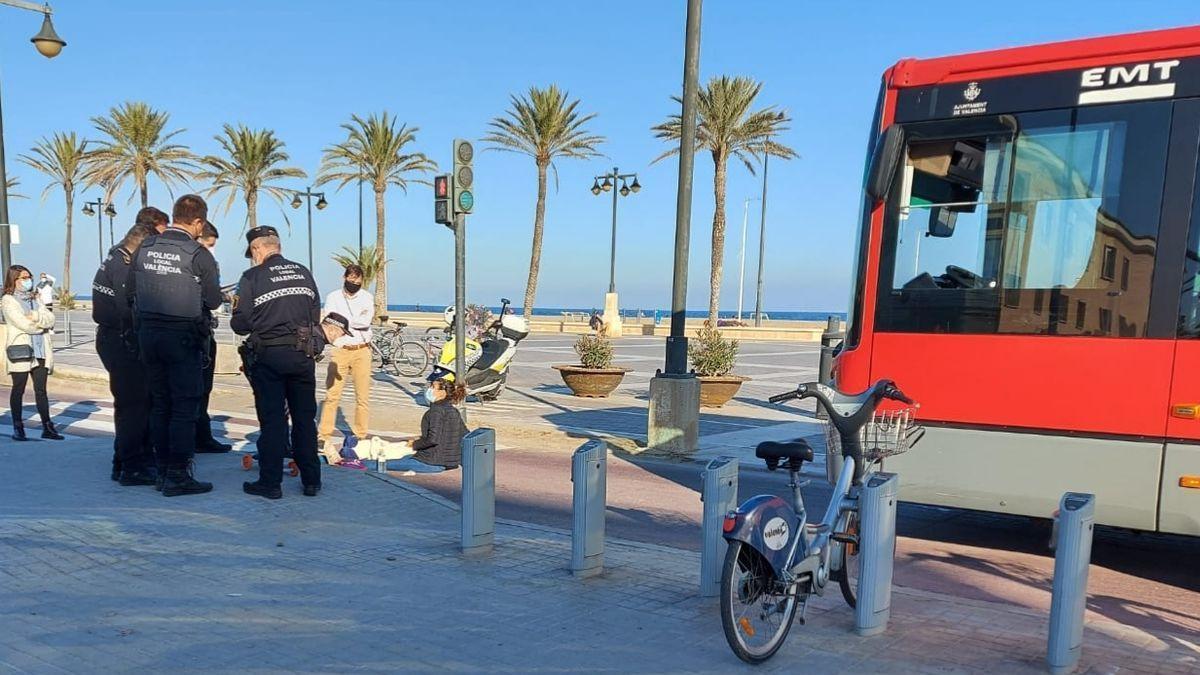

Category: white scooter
[428, 298, 529, 401]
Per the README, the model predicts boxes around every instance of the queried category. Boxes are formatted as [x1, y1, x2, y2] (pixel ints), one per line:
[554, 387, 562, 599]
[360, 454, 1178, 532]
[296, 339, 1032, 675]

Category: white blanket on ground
[323, 436, 415, 464]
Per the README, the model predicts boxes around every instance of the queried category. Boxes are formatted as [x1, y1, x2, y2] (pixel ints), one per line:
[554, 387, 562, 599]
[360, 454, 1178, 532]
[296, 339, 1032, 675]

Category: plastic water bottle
[377, 456, 388, 473]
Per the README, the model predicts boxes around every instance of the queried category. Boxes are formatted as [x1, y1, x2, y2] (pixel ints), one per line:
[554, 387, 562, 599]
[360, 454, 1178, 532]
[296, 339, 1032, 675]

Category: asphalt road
[400, 446, 1200, 639]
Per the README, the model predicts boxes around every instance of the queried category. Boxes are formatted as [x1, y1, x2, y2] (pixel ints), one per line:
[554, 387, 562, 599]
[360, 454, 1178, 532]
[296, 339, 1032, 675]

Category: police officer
[194, 220, 232, 453]
[129, 194, 223, 497]
[93, 223, 156, 485]
[231, 226, 322, 499]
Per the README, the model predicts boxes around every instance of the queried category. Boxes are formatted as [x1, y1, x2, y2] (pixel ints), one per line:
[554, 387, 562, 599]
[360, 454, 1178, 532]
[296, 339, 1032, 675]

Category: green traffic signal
[458, 190, 474, 212]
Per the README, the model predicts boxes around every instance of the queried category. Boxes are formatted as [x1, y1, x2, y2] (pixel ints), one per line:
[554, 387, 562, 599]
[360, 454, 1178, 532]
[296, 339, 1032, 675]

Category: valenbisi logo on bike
[762, 517, 790, 551]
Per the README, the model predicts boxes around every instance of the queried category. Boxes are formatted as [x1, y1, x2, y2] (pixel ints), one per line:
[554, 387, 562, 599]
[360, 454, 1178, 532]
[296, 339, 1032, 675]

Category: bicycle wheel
[720, 540, 799, 664]
[833, 509, 860, 609]
[393, 340, 430, 377]
[369, 342, 385, 371]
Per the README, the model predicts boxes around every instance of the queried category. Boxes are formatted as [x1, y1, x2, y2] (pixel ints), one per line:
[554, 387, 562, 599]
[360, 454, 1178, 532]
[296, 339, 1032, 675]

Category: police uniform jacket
[128, 227, 222, 329]
[92, 245, 136, 331]
[230, 253, 320, 341]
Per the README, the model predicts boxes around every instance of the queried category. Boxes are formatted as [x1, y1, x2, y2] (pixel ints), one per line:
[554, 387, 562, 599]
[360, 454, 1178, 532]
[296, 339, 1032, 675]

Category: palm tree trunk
[63, 190, 74, 294]
[246, 190, 258, 230]
[709, 156, 728, 324]
[140, 180, 148, 209]
[522, 161, 549, 321]
[373, 186, 387, 319]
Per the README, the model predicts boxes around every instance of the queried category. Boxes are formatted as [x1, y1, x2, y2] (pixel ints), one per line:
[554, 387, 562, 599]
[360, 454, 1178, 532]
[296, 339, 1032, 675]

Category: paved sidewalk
[1, 437, 1196, 673]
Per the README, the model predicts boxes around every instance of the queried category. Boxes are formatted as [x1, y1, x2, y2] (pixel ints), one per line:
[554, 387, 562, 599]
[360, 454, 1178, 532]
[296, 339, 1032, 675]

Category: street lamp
[82, 197, 115, 260]
[737, 197, 760, 322]
[0, 0, 66, 272]
[290, 186, 327, 271]
[591, 166, 640, 333]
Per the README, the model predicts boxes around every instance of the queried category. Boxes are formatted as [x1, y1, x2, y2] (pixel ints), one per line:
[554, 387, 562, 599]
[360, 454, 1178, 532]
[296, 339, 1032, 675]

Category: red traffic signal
[434, 175, 450, 199]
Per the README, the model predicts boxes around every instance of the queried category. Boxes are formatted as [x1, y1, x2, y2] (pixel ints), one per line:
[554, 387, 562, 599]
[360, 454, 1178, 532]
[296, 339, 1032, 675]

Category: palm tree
[653, 76, 797, 323]
[484, 85, 604, 320]
[195, 124, 306, 232]
[85, 101, 196, 207]
[330, 244, 390, 289]
[17, 132, 89, 293]
[4, 176, 25, 199]
[317, 112, 436, 318]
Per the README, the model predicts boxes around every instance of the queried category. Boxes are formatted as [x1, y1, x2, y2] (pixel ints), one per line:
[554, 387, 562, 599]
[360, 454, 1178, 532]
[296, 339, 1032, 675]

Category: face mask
[422, 387, 438, 406]
[344, 280, 362, 294]
[19, 279, 33, 292]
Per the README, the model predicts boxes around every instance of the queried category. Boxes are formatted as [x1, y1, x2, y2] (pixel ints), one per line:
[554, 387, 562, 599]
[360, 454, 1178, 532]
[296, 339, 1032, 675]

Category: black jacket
[412, 400, 468, 468]
[230, 253, 320, 341]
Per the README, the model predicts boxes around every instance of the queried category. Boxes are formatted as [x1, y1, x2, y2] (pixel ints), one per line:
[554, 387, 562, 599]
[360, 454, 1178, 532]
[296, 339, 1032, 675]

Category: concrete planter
[698, 374, 750, 408]
[553, 365, 630, 398]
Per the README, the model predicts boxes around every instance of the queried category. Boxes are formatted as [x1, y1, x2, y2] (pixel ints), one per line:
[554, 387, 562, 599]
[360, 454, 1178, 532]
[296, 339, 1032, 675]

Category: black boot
[243, 480, 282, 500]
[12, 422, 27, 442]
[41, 421, 64, 441]
[161, 463, 213, 497]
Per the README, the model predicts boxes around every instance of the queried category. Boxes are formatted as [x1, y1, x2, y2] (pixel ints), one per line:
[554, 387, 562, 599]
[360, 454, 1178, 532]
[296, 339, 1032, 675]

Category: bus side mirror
[866, 125, 905, 203]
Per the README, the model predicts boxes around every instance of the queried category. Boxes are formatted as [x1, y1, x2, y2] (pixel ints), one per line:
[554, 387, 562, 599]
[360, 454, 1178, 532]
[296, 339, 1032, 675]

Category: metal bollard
[699, 456, 739, 597]
[571, 440, 607, 578]
[855, 471, 899, 636]
[815, 316, 843, 420]
[1047, 492, 1095, 675]
[461, 428, 496, 554]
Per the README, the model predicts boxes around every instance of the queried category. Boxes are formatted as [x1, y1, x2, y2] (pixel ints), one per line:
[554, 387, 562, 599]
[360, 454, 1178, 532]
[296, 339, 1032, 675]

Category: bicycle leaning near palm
[368, 319, 446, 378]
[720, 379, 923, 664]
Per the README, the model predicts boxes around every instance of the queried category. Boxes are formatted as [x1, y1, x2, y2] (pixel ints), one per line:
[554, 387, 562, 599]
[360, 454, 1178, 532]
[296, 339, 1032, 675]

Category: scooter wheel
[241, 454, 254, 471]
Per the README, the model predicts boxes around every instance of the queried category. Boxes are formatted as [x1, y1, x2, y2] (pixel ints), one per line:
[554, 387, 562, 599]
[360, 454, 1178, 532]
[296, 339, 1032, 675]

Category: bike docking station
[854, 471, 900, 636]
[460, 428, 496, 558]
[1047, 492, 1096, 675]
[571, 440, 607, 578]
[700, 456, 739, 597]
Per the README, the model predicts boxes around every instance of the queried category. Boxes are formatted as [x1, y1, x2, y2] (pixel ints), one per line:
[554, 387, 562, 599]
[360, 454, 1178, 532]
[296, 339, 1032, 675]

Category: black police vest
[91, 247, 128, 328]
[135, 234, 203, 319]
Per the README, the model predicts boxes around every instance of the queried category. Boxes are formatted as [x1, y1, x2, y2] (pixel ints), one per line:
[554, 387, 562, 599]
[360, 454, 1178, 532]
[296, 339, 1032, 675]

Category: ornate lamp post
[590, 167, 640, 333]
[290, 186, 328, 271]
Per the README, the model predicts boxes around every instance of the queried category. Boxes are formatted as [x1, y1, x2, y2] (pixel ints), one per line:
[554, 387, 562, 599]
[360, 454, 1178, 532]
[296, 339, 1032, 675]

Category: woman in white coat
[2, 265, 62, 440]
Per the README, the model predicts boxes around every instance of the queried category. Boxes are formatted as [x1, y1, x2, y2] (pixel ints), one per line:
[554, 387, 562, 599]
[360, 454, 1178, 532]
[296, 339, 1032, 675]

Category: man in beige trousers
[318, 264, 374, 451]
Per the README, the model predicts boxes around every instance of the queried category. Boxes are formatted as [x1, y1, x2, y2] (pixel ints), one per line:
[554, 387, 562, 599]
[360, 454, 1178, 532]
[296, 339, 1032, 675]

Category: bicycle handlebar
[768, 380, 916, 425]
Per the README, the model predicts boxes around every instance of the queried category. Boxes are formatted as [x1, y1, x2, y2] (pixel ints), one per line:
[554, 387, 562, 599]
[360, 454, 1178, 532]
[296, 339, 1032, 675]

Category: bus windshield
[876, 100, 1171, 336]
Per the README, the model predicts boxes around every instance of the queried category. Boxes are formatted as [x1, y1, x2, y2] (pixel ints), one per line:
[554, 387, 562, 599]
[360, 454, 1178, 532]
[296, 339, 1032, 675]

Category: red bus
[836, 25, 1200, 535]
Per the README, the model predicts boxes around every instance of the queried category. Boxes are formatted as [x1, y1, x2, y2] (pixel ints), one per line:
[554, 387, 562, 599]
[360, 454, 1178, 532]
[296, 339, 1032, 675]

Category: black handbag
[5, 344, 34, 363]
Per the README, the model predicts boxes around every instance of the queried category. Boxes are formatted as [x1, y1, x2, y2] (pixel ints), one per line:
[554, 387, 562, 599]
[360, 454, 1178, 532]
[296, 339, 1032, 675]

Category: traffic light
[433, 174, 452, 227]
[452, 138, 474, 215]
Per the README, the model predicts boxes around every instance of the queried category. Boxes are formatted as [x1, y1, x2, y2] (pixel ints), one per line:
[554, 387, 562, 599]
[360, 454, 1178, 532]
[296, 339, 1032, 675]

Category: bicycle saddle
[391, 321, 408, 328]
[755, 439, 814, 471]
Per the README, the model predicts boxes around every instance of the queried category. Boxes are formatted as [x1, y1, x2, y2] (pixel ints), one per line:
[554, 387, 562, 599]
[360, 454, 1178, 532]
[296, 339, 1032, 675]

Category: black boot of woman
[41, 420, 63, 440]
[12, 421, 27, 441]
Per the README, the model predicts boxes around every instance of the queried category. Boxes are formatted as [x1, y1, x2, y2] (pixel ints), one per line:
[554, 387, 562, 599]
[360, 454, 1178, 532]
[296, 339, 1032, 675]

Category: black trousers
[96, 327, 153, 471]
[9, 359, 50, 425]
[249, 346, 319, 487]
[139, 326, 204, 469]
[195, 336, 216, 444]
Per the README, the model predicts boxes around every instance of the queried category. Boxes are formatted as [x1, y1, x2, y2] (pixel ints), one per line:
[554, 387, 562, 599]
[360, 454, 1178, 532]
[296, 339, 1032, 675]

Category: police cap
[322, 312, 350, 334]
[244, 225, 279, 258]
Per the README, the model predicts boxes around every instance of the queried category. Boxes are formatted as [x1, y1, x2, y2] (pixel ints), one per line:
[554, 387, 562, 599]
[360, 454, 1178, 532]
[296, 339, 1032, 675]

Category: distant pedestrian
[386, 378, 468, 475]
[232, 226, 323, 499]
[35, 272, 56, 309]
[129, 195, 223, 497]
[2, 264, 62, 441]
[193, 220, 232, 454]
[317, 263, 374, 453]
[589, 311, 605, 334]
[93, 225, 156, 483]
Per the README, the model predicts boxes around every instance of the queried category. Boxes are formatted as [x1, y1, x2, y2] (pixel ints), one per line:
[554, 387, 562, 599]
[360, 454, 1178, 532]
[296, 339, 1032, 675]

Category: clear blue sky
[1, 1, 1196, 312]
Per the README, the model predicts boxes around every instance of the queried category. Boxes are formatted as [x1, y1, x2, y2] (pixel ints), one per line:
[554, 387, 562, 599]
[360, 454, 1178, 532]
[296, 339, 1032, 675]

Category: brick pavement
[1, 437, 1196, 673]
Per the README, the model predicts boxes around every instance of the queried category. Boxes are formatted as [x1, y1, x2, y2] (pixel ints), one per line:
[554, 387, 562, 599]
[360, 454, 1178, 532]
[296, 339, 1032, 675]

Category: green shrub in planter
[55, 288, 76, 310]
[575, 332, 614, 369]
[688, 323, 739, 376]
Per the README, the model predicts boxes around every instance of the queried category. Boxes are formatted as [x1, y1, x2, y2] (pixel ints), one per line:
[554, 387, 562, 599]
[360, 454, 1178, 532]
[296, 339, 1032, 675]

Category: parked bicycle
[368, 321, 408, 376]
[720, 379, 923, 663]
